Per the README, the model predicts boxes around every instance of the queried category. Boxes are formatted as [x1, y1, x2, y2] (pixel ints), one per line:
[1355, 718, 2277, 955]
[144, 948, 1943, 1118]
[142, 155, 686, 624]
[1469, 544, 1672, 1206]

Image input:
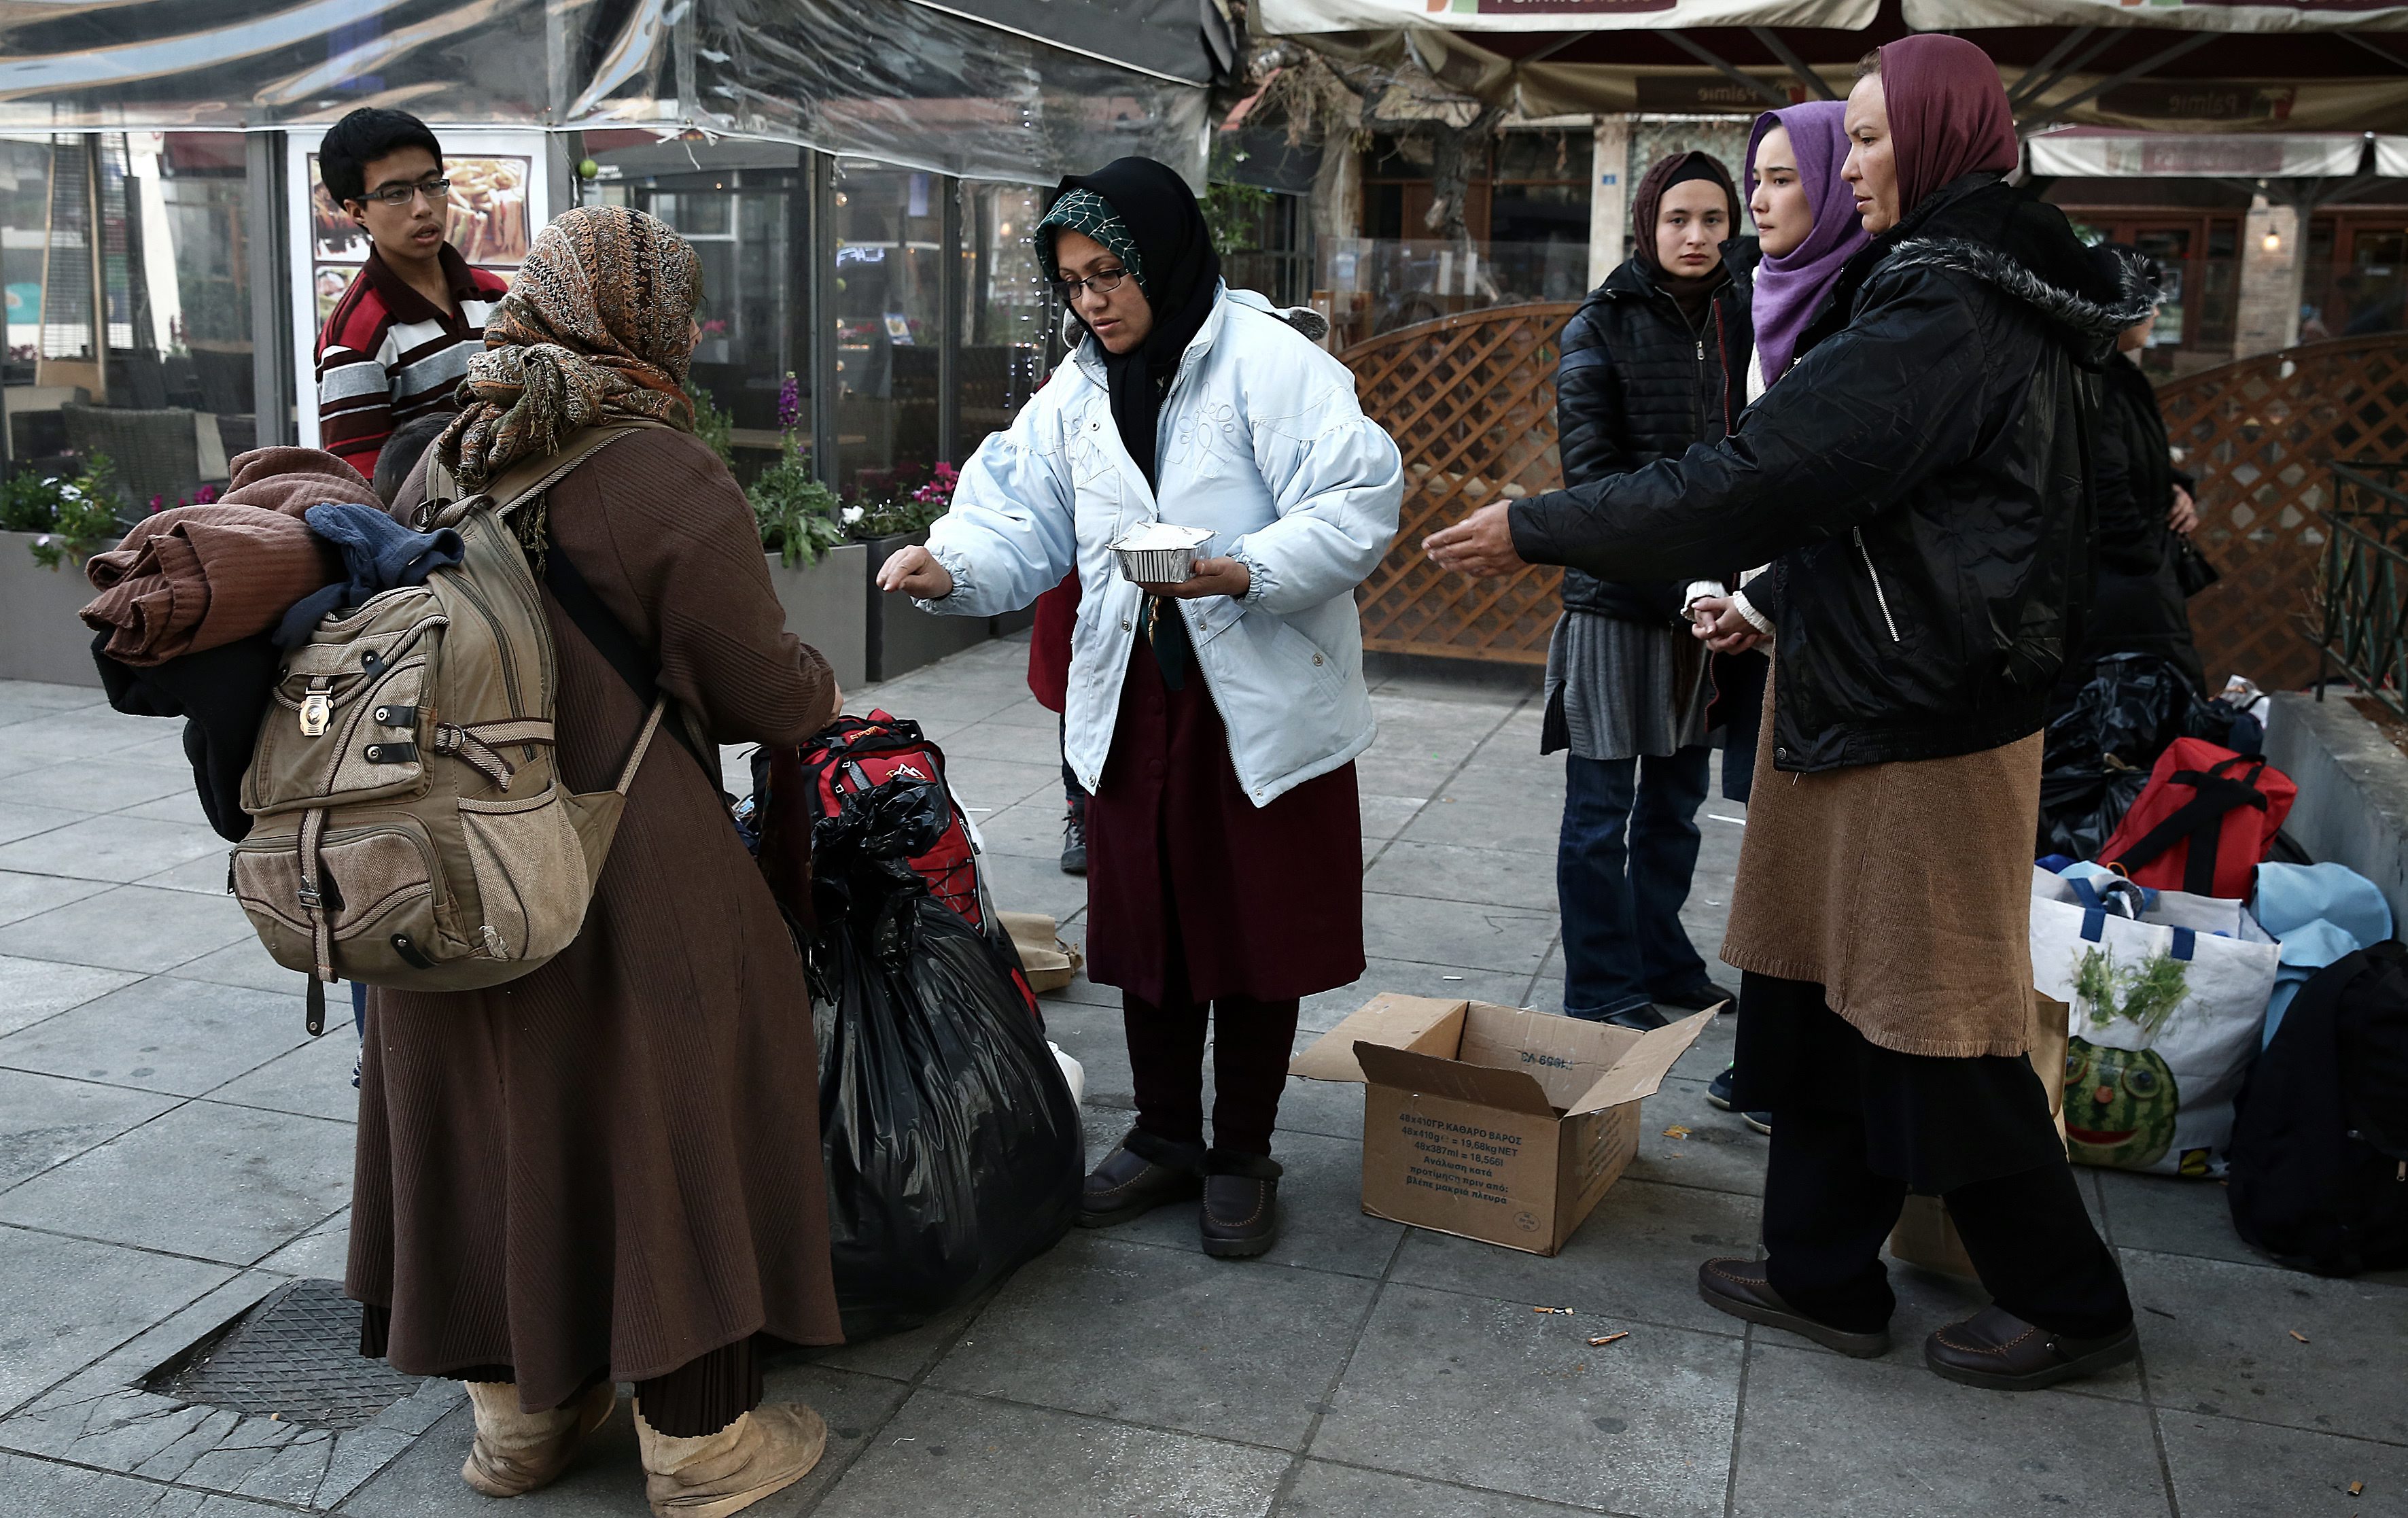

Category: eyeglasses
[363, 177, 451, 207]
[1051, 267, 1131, 300]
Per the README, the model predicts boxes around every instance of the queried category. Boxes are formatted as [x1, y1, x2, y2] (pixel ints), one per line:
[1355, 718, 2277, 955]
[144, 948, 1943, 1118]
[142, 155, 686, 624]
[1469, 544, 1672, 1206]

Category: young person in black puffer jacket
[2082, 244, 2207, 694]
[1543, 150, 1753, 1031]
[1432, 37, 2155, 1394]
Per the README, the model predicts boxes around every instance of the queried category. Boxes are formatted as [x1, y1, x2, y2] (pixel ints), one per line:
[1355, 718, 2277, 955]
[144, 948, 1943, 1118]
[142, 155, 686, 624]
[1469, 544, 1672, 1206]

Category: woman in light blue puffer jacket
[879, 157, 1402, 1259]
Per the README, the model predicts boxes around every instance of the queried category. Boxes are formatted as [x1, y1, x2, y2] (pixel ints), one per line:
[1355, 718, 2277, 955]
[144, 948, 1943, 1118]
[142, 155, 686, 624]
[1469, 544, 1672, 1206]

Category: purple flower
[194, 485, 217, 504]
[777, 371, 801, 430]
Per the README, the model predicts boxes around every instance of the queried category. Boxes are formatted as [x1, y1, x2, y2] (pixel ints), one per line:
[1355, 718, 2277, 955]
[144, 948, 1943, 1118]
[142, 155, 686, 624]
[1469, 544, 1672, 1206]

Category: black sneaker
[1708, 1066, 1771, 1135]
[1652, 979, 1739, 1014]
[1707, 1065, 1737, 1110]
[1060, 798, 1088, 876]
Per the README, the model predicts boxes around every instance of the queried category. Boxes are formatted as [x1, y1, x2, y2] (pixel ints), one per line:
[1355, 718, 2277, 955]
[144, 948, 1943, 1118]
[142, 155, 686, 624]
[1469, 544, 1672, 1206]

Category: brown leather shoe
[1695, 1258, 1891, 1358]
[1925, 1306, 2138, 1390]
[1079, 1130, 1204, 1228]
[1199, 1150, 1281, 1259]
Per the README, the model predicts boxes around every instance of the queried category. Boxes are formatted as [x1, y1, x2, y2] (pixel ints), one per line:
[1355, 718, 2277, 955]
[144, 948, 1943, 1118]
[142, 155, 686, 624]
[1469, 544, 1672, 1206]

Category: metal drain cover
[143, 1279, 425, 1430]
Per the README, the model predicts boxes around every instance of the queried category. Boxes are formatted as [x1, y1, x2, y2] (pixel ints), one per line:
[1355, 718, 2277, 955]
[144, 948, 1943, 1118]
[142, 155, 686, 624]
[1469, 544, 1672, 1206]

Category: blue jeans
[1558, 748, 1712, 1020]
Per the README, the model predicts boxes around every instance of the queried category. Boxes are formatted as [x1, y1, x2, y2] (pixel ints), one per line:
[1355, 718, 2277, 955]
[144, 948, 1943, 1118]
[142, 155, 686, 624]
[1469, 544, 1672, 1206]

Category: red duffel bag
[2098, 737, 2296, 899]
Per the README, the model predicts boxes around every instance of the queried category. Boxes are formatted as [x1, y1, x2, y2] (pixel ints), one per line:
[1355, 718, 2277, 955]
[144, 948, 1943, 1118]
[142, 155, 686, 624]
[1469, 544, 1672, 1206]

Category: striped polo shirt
[314, 243, 509, 478]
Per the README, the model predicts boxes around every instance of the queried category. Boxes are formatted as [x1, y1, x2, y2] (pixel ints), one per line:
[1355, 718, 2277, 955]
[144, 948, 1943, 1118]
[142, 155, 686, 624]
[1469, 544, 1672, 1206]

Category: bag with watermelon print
[2029, 869, 2280, 1177]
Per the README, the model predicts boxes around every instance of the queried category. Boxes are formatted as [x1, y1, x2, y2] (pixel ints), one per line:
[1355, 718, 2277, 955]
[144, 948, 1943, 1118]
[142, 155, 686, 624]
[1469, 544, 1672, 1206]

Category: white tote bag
[2029, 870, 2278, 1176]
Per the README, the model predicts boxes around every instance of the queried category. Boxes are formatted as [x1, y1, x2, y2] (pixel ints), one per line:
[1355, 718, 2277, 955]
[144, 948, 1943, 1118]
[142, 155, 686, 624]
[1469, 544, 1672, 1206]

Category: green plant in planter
[12, 453, 123, 569]
[845, 460, 959, 540]
[684, 375, 735, 466]
[0, 470, 61, 533]
[747, 373, 846, 568]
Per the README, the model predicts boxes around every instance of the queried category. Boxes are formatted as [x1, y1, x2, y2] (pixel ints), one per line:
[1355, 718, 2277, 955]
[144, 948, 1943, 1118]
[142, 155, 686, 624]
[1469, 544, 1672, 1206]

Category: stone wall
[2235, 194, 2303, 358]
[2264, 691, 2408, 933]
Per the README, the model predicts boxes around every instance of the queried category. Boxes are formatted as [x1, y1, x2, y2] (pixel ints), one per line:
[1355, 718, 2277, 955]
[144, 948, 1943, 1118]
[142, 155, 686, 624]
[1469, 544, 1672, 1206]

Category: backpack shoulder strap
[428, 421, 655, 530]
[425, 420, 717, 784]
[543, 542, 716, 780]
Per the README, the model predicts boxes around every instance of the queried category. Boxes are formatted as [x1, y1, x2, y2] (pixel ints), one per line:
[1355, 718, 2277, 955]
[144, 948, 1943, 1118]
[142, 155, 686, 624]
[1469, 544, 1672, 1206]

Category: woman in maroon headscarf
[1429, 35, 2150, 1392]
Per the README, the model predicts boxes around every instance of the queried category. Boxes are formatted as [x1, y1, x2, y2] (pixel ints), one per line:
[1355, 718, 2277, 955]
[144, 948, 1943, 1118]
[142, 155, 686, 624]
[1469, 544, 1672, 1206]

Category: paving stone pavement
[1, 638, 2401, 1517]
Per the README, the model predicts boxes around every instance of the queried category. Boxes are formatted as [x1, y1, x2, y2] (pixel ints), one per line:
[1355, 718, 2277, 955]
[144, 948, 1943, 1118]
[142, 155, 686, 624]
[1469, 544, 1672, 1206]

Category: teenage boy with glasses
[313, 109, 510, 479]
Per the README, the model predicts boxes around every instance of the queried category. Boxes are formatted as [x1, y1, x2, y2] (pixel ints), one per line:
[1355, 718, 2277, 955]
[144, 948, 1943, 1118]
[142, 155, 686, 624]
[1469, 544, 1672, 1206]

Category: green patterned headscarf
[1036, 188, 1146, 289]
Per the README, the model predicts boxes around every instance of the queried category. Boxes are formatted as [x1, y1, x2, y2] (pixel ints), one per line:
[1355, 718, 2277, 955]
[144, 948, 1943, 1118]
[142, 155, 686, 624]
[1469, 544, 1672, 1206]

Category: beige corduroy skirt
[1721, 666, 2042, 1060]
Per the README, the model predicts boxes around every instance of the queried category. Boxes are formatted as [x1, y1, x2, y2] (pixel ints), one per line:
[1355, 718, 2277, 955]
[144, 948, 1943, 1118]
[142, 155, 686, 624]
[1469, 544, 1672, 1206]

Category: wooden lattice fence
[1340, 307, 2408, 684]
[2161, 334, 2408, 693]
[1341, 303, 1577, 664]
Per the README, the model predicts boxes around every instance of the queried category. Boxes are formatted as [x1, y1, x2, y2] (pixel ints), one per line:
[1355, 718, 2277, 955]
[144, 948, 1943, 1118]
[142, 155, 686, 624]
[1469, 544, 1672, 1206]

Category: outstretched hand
[1423, 502, 1525, 579]
[875, 545, 954, 599]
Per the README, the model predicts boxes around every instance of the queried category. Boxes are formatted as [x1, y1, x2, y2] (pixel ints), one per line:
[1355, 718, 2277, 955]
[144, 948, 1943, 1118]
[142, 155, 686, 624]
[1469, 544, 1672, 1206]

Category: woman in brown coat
[353, 206, 843, 1515]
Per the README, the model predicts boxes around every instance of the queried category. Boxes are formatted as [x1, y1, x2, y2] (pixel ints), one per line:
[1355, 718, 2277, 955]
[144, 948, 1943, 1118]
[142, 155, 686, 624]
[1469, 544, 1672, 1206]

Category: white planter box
[765, 541, 867, 691]
[0, 531, 103, 686]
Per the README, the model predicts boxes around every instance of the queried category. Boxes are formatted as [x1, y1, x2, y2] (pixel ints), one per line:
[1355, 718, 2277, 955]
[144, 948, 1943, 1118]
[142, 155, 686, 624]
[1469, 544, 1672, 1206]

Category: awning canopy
[918, 0, 1229, 84]
[0, 0, 1210, 185]
[1257, 0, 1876, 34]
[2381, 137, 2408, 177]
[1276, 0, 2408, 133]
[2027, 128, 2371, 179]
[1903, 0, 2408, 32]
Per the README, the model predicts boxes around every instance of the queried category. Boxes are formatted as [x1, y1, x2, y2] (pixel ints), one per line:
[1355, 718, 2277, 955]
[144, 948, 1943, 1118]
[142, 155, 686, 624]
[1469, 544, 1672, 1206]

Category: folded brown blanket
[222, 446, 377, 515]
[80, 446, 368, 665]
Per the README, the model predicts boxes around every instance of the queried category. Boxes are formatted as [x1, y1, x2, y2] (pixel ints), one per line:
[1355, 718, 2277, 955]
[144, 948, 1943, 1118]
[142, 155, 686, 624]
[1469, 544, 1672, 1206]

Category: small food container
[1107, 521, 1215, 584]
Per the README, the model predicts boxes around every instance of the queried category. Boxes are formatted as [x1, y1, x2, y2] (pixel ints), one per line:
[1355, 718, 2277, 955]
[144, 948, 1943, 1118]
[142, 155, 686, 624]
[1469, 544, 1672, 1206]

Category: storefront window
[833, 160, 945, 498]
[589, 134, 811, 477]
[4, 131, 252, 514]
[958, 182, 1058, 461]
[1339, 125, 1604, 345]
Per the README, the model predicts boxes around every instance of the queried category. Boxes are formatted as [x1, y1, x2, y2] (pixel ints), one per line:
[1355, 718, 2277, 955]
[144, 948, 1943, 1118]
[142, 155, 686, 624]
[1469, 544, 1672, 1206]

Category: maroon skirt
[1083, 642, 1364, 1007]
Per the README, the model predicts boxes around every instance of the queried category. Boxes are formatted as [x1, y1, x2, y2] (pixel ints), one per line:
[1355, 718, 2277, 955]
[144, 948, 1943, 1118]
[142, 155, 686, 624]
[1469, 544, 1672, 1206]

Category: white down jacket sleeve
[919, 402, 1077, 619]
[1226, 377, 1404, 617]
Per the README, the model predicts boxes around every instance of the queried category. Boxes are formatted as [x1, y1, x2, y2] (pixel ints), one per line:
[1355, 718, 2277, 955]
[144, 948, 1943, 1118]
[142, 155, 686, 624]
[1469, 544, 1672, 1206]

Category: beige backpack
[230, 424, 666, 1033]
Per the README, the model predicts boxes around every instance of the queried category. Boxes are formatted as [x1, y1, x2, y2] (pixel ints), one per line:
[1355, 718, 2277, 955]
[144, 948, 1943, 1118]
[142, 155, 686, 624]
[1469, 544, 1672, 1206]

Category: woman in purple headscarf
[1692, 99, 1867, 1133]
[1431, 35, 2151, 1393]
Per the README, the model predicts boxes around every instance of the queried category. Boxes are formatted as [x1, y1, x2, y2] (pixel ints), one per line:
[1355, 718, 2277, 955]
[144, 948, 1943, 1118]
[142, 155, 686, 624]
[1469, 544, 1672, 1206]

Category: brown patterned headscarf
[438, 205, 698, 489]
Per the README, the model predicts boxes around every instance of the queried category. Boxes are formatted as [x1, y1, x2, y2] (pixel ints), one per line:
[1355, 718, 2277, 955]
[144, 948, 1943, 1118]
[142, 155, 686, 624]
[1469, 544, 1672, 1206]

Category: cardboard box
[1290, 995, 1713, 1256]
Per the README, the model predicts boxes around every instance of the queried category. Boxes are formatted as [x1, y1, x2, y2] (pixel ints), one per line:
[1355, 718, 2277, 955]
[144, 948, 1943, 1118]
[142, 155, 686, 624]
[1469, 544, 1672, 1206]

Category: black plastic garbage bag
[2038, 761, 2150, 863]
[809, 867, 1083, 1341]
[2046, 652, 2194, 773]
[2040, 653, 2197, 859]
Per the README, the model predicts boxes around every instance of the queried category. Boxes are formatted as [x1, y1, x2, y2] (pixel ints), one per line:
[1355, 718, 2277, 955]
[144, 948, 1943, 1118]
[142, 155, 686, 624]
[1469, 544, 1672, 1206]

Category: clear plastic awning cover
[1257, 0, 1875, 31]
[1901, 0, 2408, 31]
[0, 0, 1206, 186]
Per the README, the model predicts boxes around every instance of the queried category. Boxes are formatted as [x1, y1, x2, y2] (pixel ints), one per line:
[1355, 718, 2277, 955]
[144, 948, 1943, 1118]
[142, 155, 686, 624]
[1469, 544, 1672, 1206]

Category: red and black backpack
[792, 710, 986, 931]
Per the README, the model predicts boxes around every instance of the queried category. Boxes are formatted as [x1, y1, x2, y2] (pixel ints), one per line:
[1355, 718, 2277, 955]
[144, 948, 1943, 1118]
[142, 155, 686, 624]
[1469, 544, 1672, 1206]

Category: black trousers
[1744, 975, 2133, 1340]
[1123, 990, 1300, 1158]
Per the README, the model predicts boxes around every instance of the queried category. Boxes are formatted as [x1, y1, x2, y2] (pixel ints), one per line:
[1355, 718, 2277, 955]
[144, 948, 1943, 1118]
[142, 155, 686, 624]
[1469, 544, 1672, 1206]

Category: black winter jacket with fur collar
[1508, 174, 2150, 772]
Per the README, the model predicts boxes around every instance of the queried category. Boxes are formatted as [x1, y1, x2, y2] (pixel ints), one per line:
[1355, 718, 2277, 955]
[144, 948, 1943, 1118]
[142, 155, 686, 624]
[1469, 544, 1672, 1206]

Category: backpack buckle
[300, 690, 332, 736]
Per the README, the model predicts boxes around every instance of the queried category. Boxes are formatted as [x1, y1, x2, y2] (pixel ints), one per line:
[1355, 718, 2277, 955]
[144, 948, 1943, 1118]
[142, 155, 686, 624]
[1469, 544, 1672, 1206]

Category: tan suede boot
[459, 1379, 616, 1498]
[635, 1401, 828, 1518]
